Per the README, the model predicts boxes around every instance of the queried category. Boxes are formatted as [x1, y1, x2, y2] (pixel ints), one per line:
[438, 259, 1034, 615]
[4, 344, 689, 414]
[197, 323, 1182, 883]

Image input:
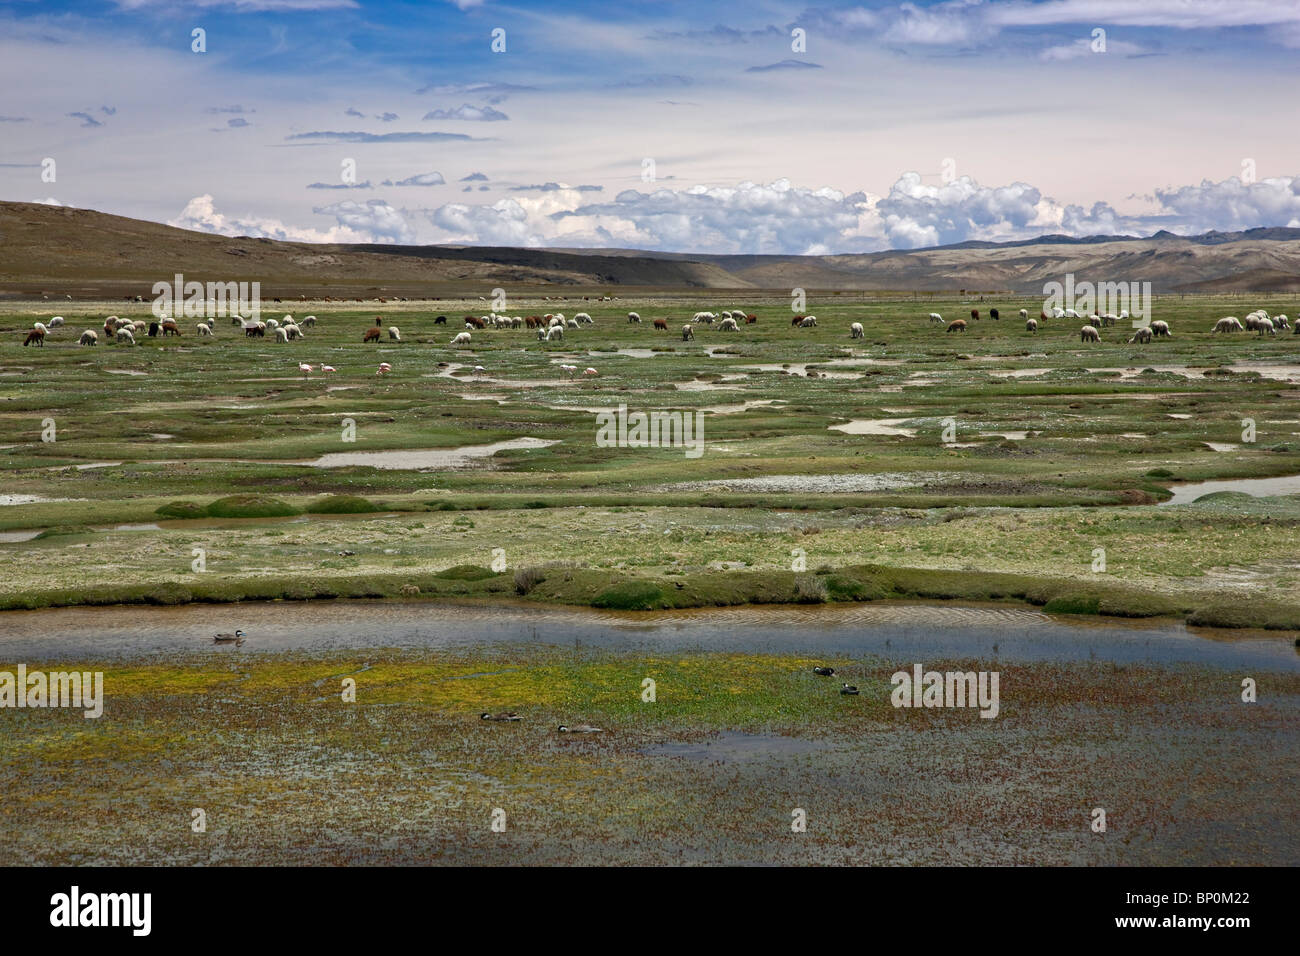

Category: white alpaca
[451, 331, 471, 346]
[627, 312, 641, 323]
[79, 330, 98, 346]
[300, 315, 317, 327]
[197, 323, 213, 336]
[928, 312, 943, 324]
[682, 325, 694, 341]
[116, 328, 136, 345]
[1150, 320, 1171, 337]
[274, 326, 289, 342]
[1018, 309, 1028, 321]
[32, 322, 48, 334]
[718, 317, 739, 331]
[388, 326, 401, 341]
[850, 322, 864, 338]
[49, 316, 64, 327]
[1025, 318, 1038, 332]
[799, 316, 817, 327]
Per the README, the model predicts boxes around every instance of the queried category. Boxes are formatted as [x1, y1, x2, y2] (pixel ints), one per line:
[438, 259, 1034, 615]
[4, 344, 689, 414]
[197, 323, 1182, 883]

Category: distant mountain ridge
[4, 200, 1300, 297]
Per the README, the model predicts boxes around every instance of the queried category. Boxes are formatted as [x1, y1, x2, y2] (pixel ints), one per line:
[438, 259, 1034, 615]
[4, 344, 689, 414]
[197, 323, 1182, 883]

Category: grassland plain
[1, 292, 1299, 627]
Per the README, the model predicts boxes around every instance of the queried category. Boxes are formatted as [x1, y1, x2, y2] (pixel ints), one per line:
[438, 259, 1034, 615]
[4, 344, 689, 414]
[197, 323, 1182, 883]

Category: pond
[1, 600, 1293, 671]
[1160, 473, 1300, 506]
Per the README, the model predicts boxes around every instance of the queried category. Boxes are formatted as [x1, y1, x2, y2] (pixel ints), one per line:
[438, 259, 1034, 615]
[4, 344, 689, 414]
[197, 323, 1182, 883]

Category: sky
[4, 0, 1300, 255]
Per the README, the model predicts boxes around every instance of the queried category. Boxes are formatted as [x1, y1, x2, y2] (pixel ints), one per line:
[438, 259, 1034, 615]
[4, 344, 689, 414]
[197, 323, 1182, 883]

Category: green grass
[1, 293, 1299, 627]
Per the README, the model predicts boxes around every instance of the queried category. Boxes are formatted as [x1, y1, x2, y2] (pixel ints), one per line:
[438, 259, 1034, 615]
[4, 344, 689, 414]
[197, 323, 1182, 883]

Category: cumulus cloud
[552, 179, 874, 254]
[306, 180, 374, 189]
[344, 107, 364, 117]
[32, 197, 62, 206]
[1153, 175, 1300, 232]
[376, 112, 398, 122]
[227, 117, 250, 128]
[422, 103, 508, 121]
[431, 198, 540, 245]
[460, 172, 488, 181]
[875, 172, 1043, 247]
[314, 199, 417, 243]
[169, 194, 411, 244]
[381, 171, 446, 187]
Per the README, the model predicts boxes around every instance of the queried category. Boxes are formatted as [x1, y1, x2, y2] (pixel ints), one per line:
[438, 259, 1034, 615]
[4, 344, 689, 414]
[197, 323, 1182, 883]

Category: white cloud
[431, 198, 540, 245]
[169, 194, 414, 243]
[422, 103, 509, 121]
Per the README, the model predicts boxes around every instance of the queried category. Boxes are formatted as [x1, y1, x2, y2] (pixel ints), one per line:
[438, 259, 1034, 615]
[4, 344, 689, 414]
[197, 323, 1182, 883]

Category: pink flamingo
[298, 363, 313, 379]
[583, 367, 598, 377]
[376, 362, 392, 377]
[322, 365, 336, 373]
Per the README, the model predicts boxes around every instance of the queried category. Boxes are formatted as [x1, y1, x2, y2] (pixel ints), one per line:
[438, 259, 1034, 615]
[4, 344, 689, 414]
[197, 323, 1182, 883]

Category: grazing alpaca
[682, 325, 694, 341]
[653, 319, 668, 331]
[970, 309, 979, 321]
[1080, 325, 1101, 342]
[362, 327, 382, 342]
[746, 314, 757, 324]
[850, 322, 864, 338]
[300, 315, 318, 327]
[1040, 310, 1048, 321]
[1213, 317, 1243, 333]
[48, 316, 64, 327]
[1150, 320, 1171, 337]
[79, 329, 98, 346]
[388, 326, 401, 341]
[791, 315, 804, 327]
[627, 312, 641, 323]
[718, 317, 739, 331]
[116, 328, 136, 345]
[196, 323, 212, 336]
[1019, 309, 1029, 321]
[274, 327, 289, 342]
[1257, 317, 1277, 336]
[451, 331, 471, 346]
[1128, 326, 1152, 344]
[161, 319, 180, 336]
[946, 319, 966, 333]
[799, 316, 817, 327]
[989, 308, 999, 320]
[928, 312, 943, 323]
[23, 329, 44, 346]
[1025, 318, 1038, 333]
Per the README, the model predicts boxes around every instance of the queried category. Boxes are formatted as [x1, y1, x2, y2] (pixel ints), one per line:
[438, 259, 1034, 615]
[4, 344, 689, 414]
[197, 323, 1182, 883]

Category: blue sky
[4, 0, 1300, 253]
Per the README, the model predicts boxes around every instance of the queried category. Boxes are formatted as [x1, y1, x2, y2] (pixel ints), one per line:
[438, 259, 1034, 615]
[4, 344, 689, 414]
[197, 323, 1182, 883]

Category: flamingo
[298, 363, 313, 378]
[473, 365, 486, 376]
[583, 367, 598, 377]
[376, 362, 392, 377]
[322, 365, 336, 373]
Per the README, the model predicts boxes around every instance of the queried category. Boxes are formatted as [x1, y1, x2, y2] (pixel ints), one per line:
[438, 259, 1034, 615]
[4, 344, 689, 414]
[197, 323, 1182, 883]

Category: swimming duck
[812, 666, 835, 677]
[212, 629, 245, 647]
[840, 683, 860, 696]
[480, 712, 522, 722]
[557, 723, 603, 733]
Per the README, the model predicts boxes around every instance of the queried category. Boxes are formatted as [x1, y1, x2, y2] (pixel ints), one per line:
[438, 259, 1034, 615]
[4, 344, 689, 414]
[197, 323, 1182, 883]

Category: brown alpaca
[24, 329, 45, 346]
[363, 327, 382, 342]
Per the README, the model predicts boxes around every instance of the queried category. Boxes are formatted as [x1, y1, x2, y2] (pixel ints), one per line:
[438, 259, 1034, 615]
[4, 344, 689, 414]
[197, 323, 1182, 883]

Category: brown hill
[4, 200, 1300, 298]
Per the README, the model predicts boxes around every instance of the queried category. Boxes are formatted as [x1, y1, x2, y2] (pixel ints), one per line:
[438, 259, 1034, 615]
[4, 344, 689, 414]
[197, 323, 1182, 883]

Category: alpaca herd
[13, 302, 1300, 364]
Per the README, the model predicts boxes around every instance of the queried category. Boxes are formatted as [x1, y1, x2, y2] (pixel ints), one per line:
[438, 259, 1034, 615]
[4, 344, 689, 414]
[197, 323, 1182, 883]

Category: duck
[557, 723, 603, 733]
[840, 683, 860, 696]
[480, 712, 521, 722]
[212, 629, 246, 647]
[812, 666, 835, 677]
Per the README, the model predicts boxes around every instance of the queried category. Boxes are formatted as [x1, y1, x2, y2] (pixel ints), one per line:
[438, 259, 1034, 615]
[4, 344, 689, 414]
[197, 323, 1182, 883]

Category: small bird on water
[480, 712, 522, 722]
[840, 683, 860, 696]
[212, 629, 245, 647]
[557, 723, 603, 733]
[812, 666, 835, 677]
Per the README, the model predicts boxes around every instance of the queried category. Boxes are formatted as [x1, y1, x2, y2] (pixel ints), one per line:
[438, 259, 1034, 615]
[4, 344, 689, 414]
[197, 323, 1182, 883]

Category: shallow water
[1160, 473, 1300, 505]
[0, 600, 1293, 670]
[306, 437, 559, 470]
